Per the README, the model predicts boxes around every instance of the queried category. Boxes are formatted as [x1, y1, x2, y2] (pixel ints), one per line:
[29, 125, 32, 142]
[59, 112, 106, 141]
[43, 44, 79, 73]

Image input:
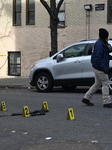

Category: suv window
[62, 44, 87, 58]
[86, 43, 94, 56]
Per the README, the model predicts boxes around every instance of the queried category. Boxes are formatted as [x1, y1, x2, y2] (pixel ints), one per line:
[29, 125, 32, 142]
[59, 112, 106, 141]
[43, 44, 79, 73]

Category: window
[8, 52, 21, 76]
[13, 0, 21, 26]
[62, 44, 86, 58]
[107, 0, 112, 23]
[87, 44, 94, 55]
[56, 0, 65, 27]
[26, 0, 35, 25]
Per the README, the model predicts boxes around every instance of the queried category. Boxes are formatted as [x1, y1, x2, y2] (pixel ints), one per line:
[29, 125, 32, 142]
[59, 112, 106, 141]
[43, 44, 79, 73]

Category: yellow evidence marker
[22, 106, 30, 117]
[66, 108, 75, 120]
[42, 101, 49, 110]
[0, 101, 7, 111]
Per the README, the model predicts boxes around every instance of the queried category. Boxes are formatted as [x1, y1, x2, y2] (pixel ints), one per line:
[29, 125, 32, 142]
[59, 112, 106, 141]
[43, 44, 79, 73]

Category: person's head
[99, 28, 109, 41]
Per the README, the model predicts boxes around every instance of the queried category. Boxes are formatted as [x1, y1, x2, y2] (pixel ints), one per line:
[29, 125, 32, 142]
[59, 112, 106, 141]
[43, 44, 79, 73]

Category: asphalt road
[0, 88, 112, 150]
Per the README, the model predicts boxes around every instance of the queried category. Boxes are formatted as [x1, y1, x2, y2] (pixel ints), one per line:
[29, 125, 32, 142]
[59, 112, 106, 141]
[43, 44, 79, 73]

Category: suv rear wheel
[35, 73, 53, 92]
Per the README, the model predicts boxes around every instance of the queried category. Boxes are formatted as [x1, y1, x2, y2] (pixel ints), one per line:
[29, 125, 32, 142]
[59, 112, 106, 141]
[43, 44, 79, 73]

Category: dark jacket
[91, 38, 112, 73]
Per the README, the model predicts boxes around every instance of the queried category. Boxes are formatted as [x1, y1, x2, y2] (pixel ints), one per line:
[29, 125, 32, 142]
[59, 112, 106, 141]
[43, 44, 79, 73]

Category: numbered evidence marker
[42, 101, 49, 110]
[0, 101, 7, 111]
[66, 108, 75, 120]
[22, 106, 30, 117]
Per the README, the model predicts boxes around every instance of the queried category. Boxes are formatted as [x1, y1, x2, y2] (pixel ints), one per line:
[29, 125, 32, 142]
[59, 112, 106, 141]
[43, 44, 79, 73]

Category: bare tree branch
[56, 0, 64, 15]
[0, 0, 6, 16]
[40, 0, 54, 19]
[40, 0, 64, 55]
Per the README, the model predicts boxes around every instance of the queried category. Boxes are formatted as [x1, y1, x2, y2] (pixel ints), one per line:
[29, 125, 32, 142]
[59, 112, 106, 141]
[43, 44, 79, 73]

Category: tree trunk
[40, 0, 64, 56]
[50, 18, 58, 56]
[50, 0, 58, 56]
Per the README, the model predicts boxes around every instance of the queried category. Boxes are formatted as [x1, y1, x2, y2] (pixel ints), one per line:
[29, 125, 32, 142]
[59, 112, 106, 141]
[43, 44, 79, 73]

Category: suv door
[81, 43, 94, 78]
[53, 43, 87, 80]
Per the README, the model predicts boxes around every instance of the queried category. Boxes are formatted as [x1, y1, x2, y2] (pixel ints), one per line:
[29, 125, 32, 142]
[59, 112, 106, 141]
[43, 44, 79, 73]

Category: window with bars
[8, 52, 21, 76]
[107, 0, 112, 23]
[56, 0, 65, 27]
[13, 0, 21, 26]
[26, 0, 35, 25]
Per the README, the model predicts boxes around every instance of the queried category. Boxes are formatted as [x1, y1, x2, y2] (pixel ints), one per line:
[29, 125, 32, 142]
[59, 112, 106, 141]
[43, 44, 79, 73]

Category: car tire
[35, 73, 53, 92]
[109, 73, 112, 94]
[62, 85, 76, 92]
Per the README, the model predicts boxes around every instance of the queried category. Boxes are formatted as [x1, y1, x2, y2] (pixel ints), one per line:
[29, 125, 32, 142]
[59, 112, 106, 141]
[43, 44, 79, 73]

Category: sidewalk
[0, 77, 30, 89]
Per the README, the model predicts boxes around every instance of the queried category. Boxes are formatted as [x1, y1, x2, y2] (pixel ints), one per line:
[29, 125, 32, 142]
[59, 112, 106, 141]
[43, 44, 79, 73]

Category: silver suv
[29, 40, 112, 92]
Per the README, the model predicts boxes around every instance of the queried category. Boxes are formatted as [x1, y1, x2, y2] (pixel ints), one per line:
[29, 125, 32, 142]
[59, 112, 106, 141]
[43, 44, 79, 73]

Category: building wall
[0, 0, 111, 77]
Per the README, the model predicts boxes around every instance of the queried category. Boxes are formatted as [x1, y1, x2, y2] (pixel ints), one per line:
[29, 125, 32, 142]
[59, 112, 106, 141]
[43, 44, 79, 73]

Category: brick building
[0, 0, 112, 77]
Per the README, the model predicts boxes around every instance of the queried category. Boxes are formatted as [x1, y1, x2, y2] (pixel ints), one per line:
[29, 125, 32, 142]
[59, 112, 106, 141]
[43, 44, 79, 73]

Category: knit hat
[99, 28, 109, 39]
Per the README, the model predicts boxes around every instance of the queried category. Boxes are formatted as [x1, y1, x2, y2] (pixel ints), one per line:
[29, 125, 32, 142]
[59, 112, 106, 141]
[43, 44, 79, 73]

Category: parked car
[29, 39, 112, 92]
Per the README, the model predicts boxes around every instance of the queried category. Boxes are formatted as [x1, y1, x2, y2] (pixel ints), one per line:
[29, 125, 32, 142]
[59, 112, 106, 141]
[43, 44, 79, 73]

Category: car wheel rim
[37, 76, 49, 90]
[109, 77, 112, 90]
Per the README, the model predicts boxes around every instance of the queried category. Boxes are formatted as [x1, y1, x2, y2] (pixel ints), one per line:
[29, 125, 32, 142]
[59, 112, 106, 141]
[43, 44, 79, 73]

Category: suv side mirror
[57, 54, 64, 62]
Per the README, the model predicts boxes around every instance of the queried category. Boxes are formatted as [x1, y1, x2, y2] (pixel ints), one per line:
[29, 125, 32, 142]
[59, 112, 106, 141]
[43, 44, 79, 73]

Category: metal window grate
[8, 52, 21, 76]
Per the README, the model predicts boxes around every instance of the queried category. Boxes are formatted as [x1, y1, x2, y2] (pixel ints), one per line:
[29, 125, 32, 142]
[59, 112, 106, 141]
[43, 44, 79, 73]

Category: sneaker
[82, 98, 94, 106]
[103, 103, 112, 108]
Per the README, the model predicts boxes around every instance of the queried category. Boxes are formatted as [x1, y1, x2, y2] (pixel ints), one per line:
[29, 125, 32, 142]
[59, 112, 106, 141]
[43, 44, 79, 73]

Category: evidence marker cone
[66, 108, 75, 120]
[22, 106, 30, 117]
[0, 101, 7, 111]
[42, 101, 49, 111]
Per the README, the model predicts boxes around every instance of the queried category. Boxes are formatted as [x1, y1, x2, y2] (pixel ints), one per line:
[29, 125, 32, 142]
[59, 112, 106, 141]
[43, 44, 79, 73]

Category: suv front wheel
[35, 73, 53, 92]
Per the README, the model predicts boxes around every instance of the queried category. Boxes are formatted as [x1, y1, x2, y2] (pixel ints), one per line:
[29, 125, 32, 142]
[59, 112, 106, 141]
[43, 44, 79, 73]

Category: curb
[20, 141, 103, 150]
[0, 85, 32, 89]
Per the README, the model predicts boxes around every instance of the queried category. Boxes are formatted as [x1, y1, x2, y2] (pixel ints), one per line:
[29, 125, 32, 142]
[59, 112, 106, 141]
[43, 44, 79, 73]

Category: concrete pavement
[0, 77, 30, 89]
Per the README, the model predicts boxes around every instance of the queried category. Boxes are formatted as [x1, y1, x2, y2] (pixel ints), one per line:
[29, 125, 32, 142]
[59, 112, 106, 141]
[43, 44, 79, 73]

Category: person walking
[82, 28, 112, 108]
